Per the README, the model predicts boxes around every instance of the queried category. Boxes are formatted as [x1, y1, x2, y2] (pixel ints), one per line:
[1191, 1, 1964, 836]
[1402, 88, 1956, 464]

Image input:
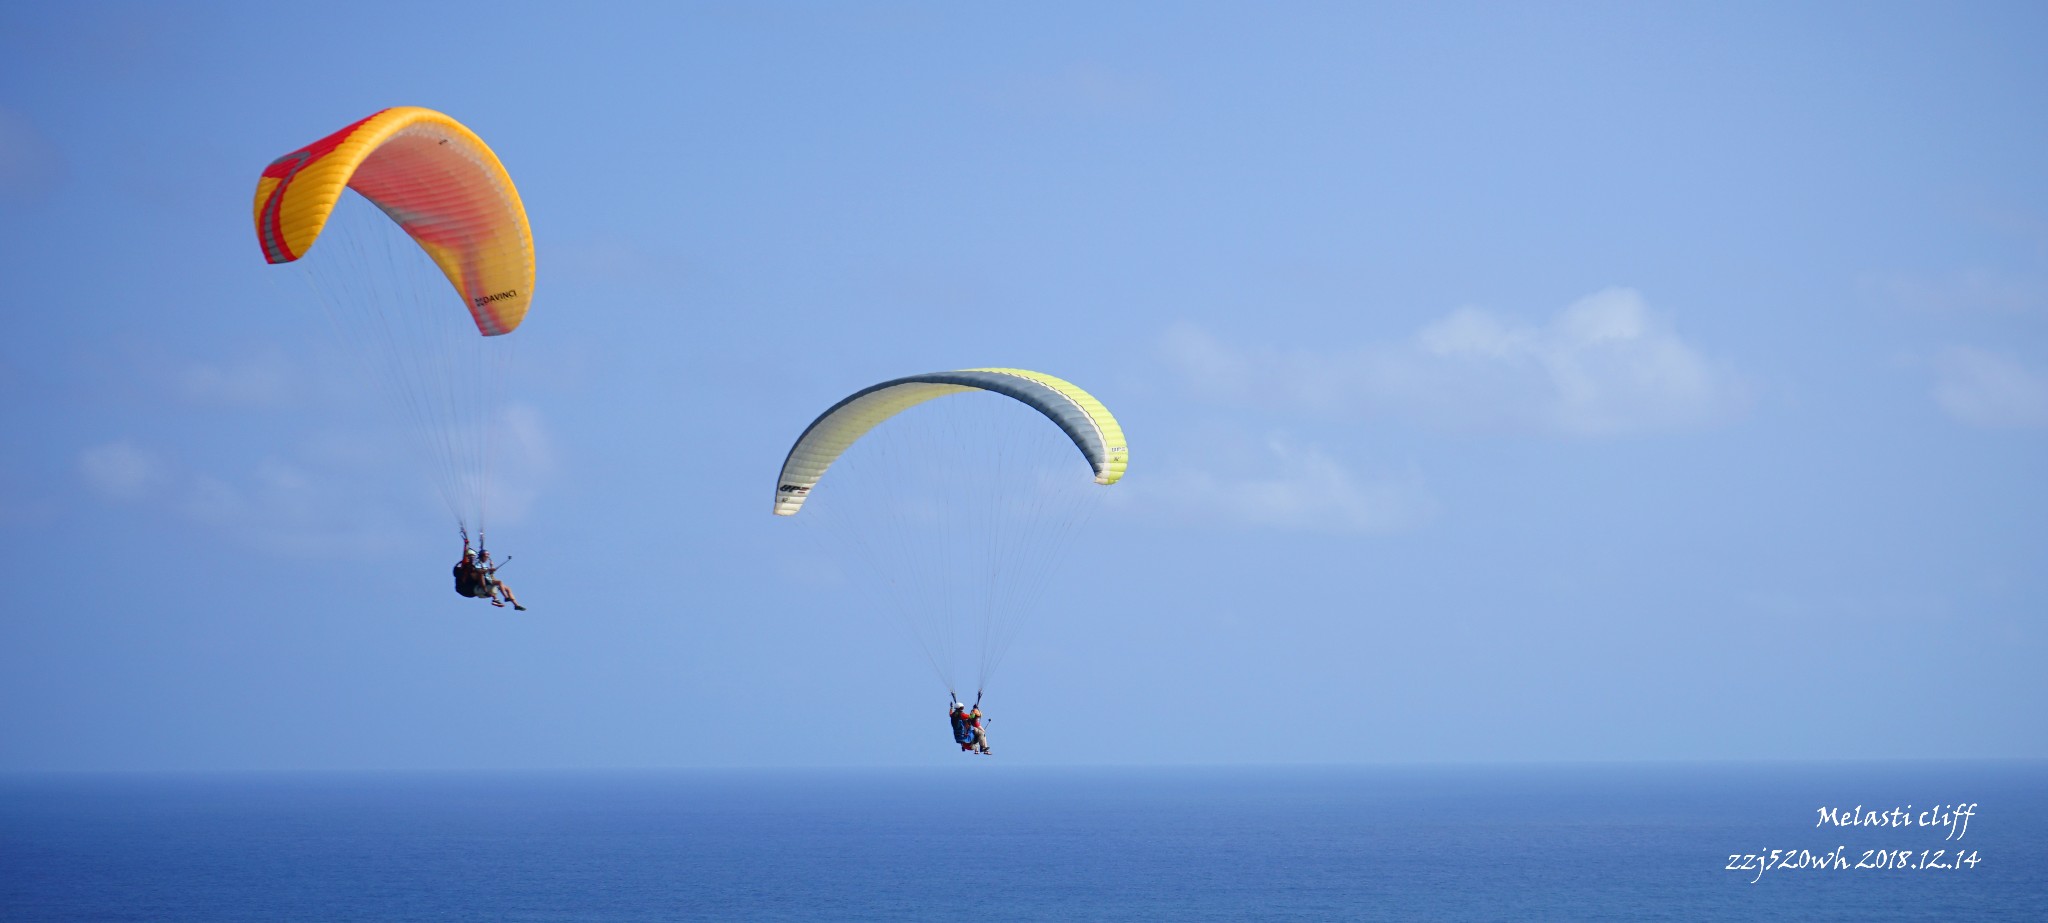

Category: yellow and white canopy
[774, 368, 1128, 516]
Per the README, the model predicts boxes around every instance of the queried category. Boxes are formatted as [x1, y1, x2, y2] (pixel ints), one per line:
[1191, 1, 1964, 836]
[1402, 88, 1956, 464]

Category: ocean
[2, 762, 2041, 921]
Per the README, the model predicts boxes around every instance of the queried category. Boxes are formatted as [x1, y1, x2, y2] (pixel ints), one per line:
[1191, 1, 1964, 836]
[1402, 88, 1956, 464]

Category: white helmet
[952, 702, 964, 710]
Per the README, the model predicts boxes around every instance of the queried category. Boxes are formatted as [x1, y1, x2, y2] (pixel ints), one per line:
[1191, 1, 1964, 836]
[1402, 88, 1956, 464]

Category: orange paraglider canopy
[253, 106, 534, 335]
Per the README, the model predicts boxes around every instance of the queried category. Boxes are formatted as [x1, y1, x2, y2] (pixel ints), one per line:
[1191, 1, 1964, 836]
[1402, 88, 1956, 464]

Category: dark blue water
[2, 763, 2041, 921]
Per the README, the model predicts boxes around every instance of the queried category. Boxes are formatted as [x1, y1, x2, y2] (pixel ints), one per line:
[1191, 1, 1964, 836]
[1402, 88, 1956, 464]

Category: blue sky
[2, 2, 2044, 770]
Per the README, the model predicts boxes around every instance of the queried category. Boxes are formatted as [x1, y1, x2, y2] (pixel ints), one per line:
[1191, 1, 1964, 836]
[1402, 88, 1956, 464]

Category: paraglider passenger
[965, 704, 990, 755]
[947, 698, 991, 755]
[474, 547, 526, 610]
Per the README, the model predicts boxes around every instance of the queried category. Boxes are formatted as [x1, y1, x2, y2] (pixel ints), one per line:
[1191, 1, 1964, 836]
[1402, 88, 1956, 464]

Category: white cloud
[1869, 269, 2048, 316]
[180, 460, 316, 528]
[78, 441, 167, 500]
[179, 349, 292, 408]
[550, 237, 660, 284]
[475, 403, 556, 525]
[69, 406, 556, 556]
[1933, 347, 2048, 428]
[174, 456, 410, 557]
[993, 62, 1161, 116]
[1116, 436, 1434, 534]
[77, 438, 408, 557]
[1039, 63, 1159, 111]
[1163, 288, 1745, 435]
[0, 107, 62, 201]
